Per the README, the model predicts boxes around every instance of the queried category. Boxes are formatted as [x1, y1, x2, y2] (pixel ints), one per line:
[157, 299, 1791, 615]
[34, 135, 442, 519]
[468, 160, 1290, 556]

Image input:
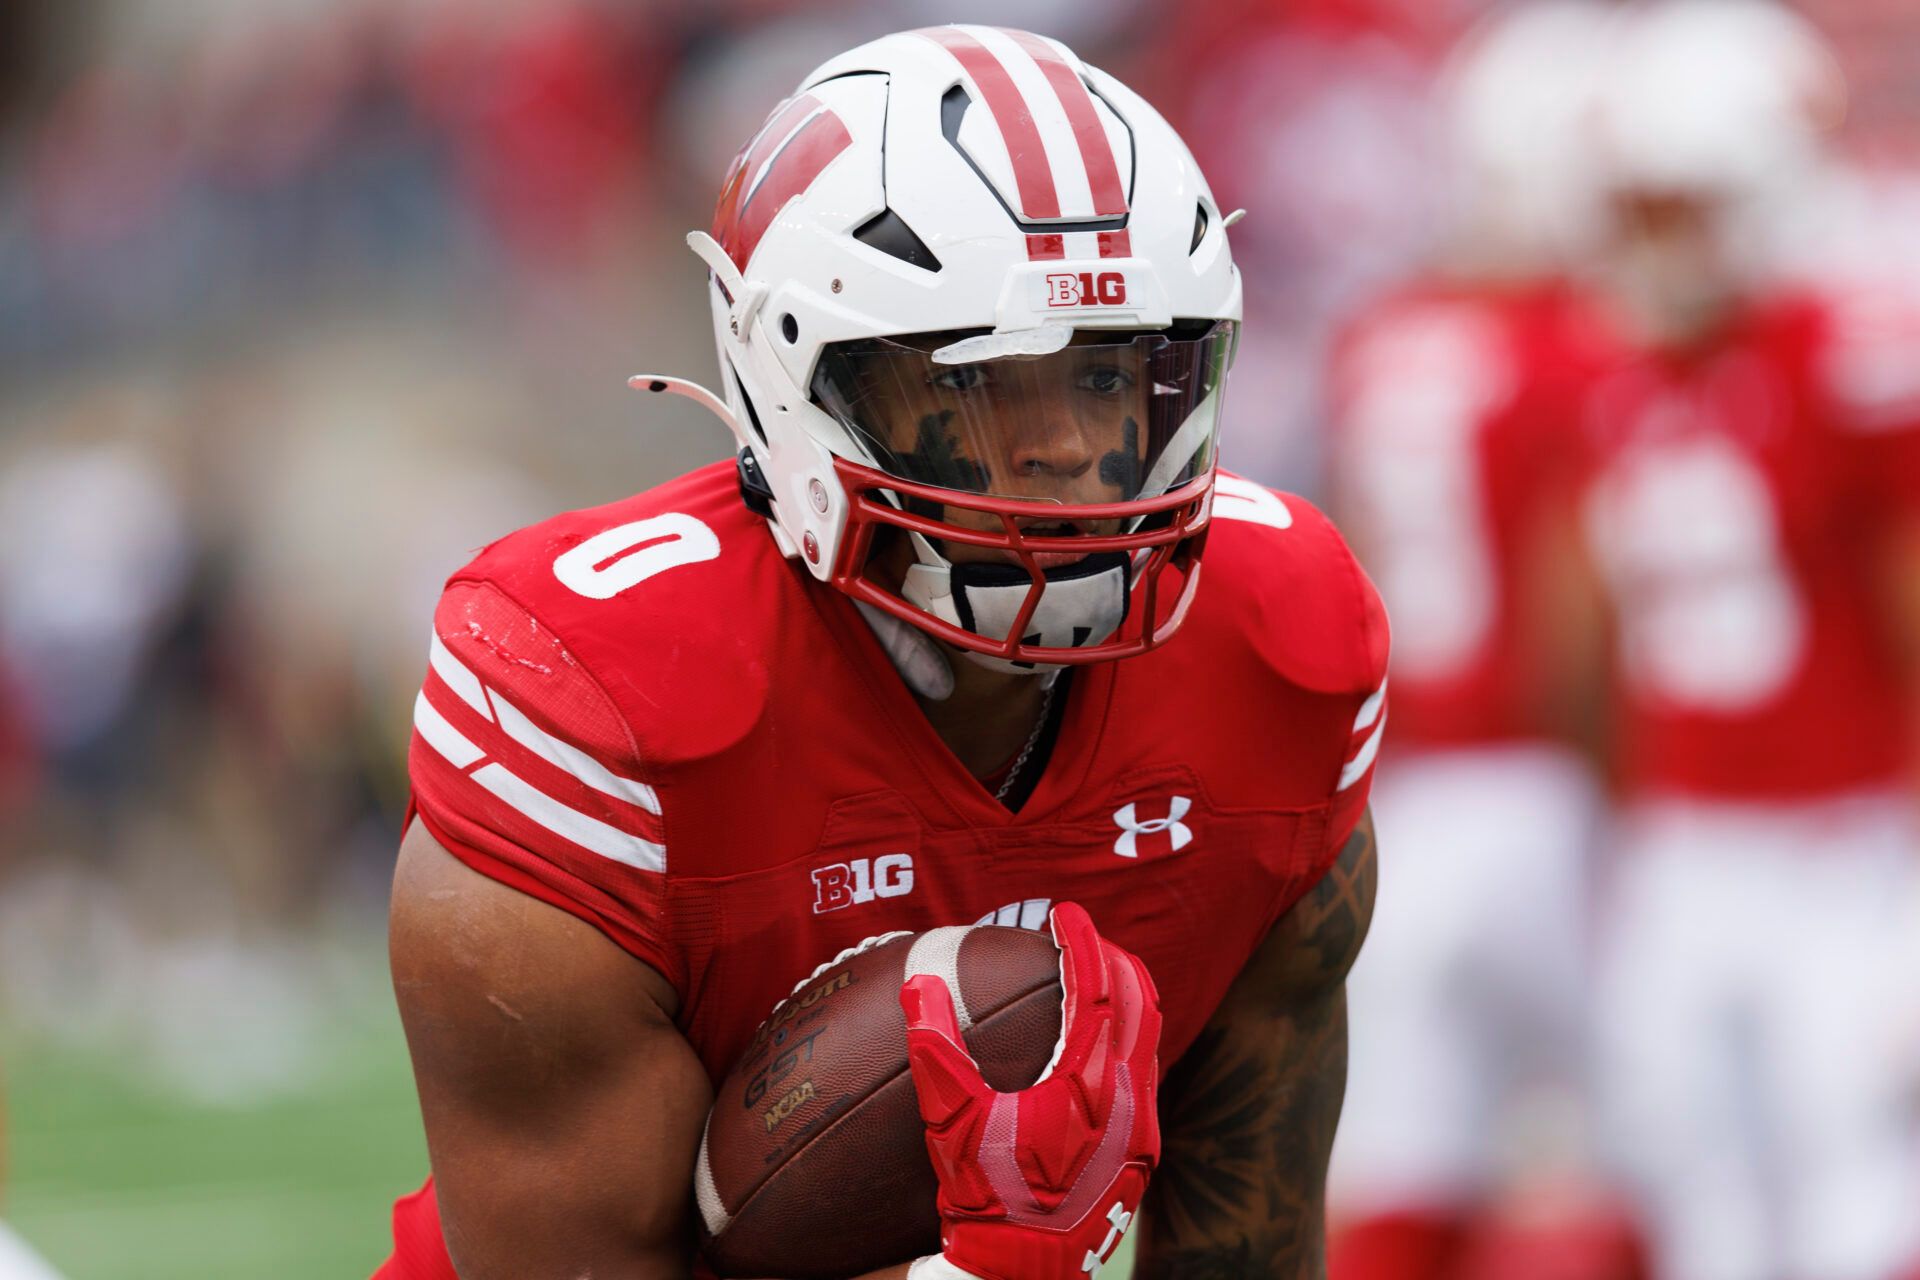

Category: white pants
[1332, 744, 1601, 1212]
[1596, 791, 1920, 1280]
[0, 1225, 62, 1280]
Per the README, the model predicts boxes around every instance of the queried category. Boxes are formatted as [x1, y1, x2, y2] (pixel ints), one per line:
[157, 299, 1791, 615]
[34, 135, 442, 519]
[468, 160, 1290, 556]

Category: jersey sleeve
[1322, 551, 1390, 857]
[407, 577, 682, 991]
[1327, 674, 1387, 853]
[1212, 475, 1390, 867]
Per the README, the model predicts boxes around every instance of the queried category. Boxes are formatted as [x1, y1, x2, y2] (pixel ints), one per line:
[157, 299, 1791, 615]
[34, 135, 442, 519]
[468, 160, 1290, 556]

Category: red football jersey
[1327, 278, 1610, 748]
[1576, 290, 1920, 800]
[379, 461, 1388, 1277]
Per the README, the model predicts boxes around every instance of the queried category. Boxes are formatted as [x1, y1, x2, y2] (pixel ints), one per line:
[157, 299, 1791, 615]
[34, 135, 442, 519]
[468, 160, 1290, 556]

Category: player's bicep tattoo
[1136, 813, 1377, 1279]
[1274, 810, 1378, 989]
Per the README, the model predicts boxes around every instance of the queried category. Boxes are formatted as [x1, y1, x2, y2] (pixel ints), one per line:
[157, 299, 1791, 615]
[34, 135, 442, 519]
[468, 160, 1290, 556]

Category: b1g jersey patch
[811, 854, 916, 913]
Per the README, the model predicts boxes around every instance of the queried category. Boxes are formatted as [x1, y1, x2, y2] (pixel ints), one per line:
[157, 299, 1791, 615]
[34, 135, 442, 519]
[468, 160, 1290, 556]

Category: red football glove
[899, 902, 1162, 1280]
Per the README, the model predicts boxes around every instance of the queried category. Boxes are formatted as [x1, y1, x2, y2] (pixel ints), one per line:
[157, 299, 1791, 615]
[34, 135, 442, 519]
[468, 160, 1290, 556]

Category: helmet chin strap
[854, 600, 957, 702]
[899, 531, 1131, 676]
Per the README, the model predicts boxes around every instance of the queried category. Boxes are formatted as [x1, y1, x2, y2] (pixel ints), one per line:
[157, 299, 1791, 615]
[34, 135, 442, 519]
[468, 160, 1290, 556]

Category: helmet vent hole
[780, 313, 799, 343]
[853, 208, 943, 272]
[1190, 203, 1209, 254]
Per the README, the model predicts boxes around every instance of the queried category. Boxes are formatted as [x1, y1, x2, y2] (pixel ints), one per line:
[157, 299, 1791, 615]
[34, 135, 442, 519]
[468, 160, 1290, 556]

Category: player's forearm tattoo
[1137, 815, 1377, 1280]
[1098, 417, 1143, 492]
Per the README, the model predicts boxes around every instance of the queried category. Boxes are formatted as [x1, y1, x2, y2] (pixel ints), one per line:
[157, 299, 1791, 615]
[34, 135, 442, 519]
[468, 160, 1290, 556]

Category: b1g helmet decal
[633, 25, 1242, 670]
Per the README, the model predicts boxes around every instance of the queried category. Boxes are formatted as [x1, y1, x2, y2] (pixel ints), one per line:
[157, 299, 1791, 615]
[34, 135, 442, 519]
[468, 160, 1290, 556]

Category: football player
[1575, 4, 1920, 1278]
[377, 27, 1388, 1280]
[1321, 6, 1636, 1277]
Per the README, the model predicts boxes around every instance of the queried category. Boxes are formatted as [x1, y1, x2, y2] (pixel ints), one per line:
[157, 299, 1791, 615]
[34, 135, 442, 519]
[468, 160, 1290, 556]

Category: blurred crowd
[3, 1, 1920, 1278]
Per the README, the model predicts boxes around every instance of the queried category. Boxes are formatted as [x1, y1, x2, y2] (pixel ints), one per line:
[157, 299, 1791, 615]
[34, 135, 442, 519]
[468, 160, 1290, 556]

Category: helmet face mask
[809, 318, 1233, 668]
[644, 24, 1242, 670]
[829, 457, 1213, 668]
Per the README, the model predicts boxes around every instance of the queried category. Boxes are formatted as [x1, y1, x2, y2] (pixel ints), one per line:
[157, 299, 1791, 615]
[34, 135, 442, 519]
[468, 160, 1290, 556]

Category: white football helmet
[1589, 0, 1845, 337]
[1438, 0, 1613, 275]
[636, 25, 1241, 673]
[1594, 0, 1843, 202]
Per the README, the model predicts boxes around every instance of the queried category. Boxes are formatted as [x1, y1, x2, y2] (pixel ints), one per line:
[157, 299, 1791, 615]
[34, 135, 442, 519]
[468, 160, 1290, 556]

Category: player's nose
[1009, 425, 1094, 481]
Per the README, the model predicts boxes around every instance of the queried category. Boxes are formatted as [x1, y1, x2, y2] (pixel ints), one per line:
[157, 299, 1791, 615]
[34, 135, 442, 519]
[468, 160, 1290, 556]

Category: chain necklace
[994, 678, 1058, 804]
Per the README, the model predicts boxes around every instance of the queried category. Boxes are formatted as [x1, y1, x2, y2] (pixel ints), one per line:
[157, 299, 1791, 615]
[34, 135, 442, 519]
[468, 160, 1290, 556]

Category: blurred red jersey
[377, 461, 1388, 1278]
[1577, 290, 1920, 800]
[1328, 279, 1611, 748]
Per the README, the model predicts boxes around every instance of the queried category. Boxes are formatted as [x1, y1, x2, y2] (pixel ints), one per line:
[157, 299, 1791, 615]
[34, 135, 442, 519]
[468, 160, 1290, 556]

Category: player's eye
[931, 365, 989, 392]
[1079, 366, 1134, 395]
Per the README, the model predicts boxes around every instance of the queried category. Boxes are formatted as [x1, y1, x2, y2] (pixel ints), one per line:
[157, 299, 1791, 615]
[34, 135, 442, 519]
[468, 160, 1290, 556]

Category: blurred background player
[1574, 3, 1920, 1279]
[1323, 6, 1644, 1278]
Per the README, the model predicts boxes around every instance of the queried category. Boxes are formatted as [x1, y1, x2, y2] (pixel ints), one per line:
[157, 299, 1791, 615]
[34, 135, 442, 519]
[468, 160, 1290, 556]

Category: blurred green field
[2, 974, 1139, 1280]
[3, 982, 425, 1280]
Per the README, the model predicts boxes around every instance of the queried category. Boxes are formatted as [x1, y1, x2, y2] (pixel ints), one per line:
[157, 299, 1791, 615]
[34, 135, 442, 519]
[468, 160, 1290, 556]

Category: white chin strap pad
[902, 551, 1132, 674]
[853, 601, 956, 701]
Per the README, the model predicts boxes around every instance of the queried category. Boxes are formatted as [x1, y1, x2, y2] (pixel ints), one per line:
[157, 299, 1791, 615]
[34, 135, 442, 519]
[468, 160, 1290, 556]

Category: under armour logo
[1082, 1201, 1135, 1273]
[1112, 796, 1193, 859]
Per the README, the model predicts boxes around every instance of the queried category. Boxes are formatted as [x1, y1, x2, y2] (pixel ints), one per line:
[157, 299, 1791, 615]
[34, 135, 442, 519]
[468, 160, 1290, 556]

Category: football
[696, 923, 1066, 1278]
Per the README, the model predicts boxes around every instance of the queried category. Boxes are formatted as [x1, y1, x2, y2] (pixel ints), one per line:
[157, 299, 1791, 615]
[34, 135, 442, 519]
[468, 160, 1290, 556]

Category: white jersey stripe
[414, 691, 483, 768]
[1354, 681, 1387, 732]
[471, 762, 667, 872]
[429, 634, 493, 720]
[1339, 716, 1388, 791]
[485, 687, 662, 815]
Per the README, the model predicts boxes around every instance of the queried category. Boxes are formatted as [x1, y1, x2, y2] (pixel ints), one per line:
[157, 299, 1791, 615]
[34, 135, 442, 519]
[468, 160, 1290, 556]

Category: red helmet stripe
[711, 95, 853, 272]
[919, 27, 1062, 221]
[1001, 29, 1128, 218]
[1097, 229, 1131, 257]
[1026, 233, 1066, 260]
[738, 95, 822, 194]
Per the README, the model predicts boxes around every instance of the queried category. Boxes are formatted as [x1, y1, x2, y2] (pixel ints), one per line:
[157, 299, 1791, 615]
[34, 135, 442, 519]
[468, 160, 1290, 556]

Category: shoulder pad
[1198, 473, 1391, 698]
[442, 461, 784, 765]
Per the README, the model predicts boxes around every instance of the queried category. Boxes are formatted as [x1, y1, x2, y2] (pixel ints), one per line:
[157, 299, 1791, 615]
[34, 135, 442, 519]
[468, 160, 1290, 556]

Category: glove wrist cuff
[907, 1256, 982, 1280]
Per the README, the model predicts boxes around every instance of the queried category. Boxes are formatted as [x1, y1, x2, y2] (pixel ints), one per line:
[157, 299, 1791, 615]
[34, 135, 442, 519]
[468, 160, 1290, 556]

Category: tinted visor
[810, 321, 1236, 507]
